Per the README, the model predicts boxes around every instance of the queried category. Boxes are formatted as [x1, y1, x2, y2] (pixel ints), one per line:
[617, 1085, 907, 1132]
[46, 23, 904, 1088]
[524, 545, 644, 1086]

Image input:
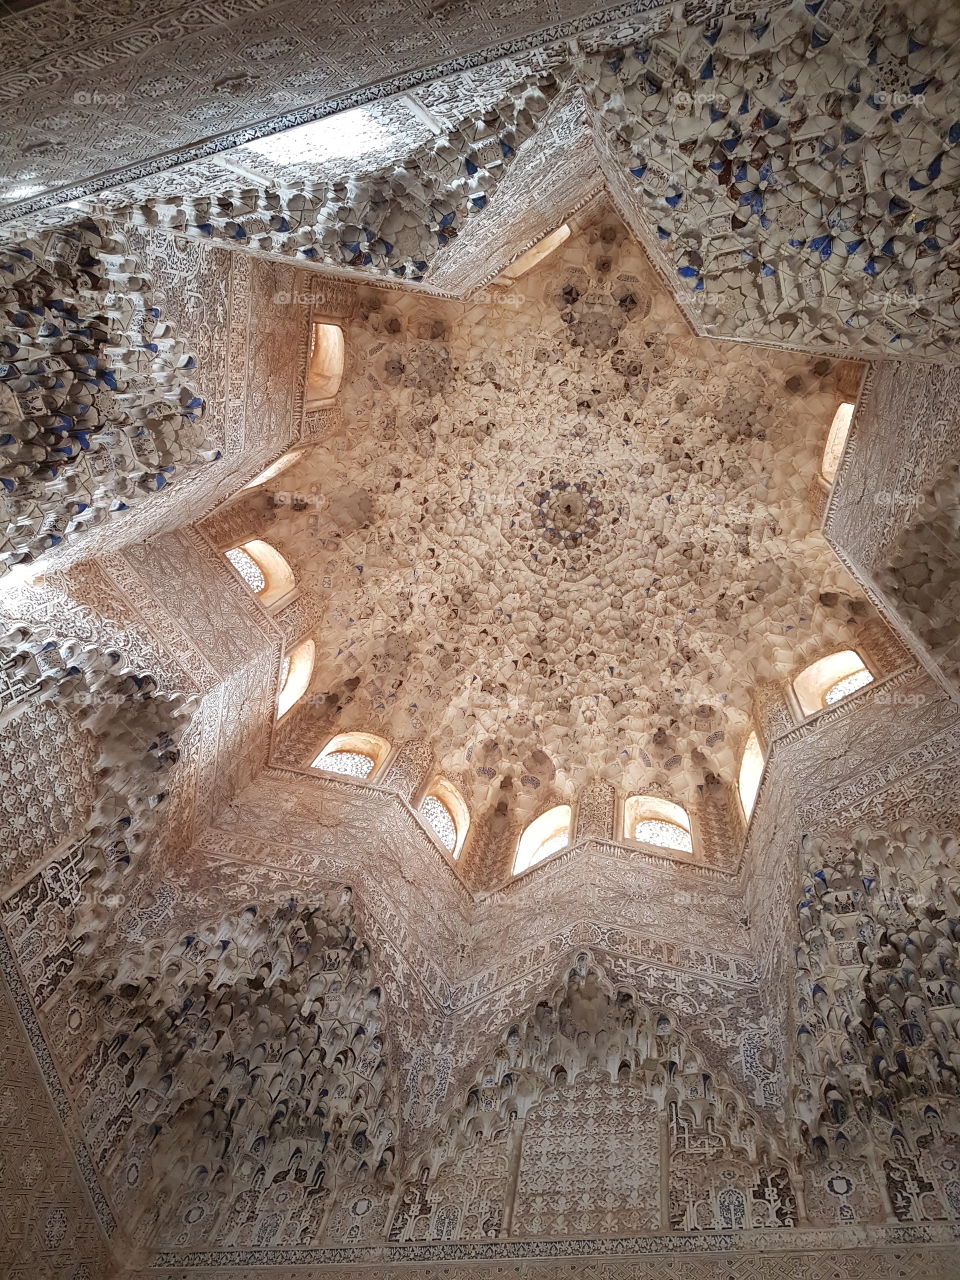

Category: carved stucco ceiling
[264, 206, 868, 810]
[0, 0, 622, 211]
[6, 1, 957, 359]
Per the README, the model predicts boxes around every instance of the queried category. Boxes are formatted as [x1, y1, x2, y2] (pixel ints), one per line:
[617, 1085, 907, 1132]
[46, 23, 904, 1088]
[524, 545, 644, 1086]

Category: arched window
[307, 322, 345, 405]
[225, 545, 264, 593]
[823, 665, 873, 705]
[624, 796, 693, 853]
[500, 224, 571, 281]
[793, 649, 873, 717]
[240, 448, 304, 491]
[513, 804, 571, 875]
[277, 638, 315, 718]
[419, 777, 469, 857]
[738, 730, 765, 822]
[821, 402, 855, 483]
[312, 731, 391, 780]
[225, 539, 296, 610]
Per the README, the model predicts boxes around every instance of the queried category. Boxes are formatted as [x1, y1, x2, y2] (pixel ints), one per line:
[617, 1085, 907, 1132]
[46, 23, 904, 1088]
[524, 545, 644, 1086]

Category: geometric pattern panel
[514, 1072, 661, 1236]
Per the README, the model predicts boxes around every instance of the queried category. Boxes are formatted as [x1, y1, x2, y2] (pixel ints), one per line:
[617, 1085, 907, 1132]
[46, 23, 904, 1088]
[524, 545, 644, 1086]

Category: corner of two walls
[824, 360, 960, 701]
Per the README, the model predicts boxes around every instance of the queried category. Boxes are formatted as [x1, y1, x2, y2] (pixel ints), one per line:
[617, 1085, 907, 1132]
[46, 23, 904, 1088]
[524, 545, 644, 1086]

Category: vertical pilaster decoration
[267, 682, 327, 769]
[694, 784, 741, 870]
[455, 800, 513, 893]
[810, 478, 828, 525]
[751, 680, 794, 753]
[381, 739, 435, 804]
[856, 615, 917, 680]
[574, 780, 615, 841]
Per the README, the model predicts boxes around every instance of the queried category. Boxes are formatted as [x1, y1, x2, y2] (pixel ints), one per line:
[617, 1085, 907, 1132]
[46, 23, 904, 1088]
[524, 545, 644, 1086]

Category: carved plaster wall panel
[512, 1071, 661, 1236]
[0, 692, 99, 891]
[0, 968, 111, 1279]
[786, 670, 960, 833]
[120, 529, 279, 680]
[824, 361, 960, 694]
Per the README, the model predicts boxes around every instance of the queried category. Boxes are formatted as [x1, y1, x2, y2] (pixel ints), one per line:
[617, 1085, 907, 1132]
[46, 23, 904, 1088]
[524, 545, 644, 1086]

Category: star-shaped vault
[259, 202, 869, 832]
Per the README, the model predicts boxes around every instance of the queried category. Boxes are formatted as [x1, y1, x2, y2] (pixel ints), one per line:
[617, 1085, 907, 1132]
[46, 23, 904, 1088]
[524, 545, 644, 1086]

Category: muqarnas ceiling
[105, 0, 960, 361]
[262, 208, 869, 813]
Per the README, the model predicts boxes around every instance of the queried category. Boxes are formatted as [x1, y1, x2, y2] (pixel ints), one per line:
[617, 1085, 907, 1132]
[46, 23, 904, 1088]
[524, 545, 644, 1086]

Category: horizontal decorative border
[151, 1221, 960, 1269]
